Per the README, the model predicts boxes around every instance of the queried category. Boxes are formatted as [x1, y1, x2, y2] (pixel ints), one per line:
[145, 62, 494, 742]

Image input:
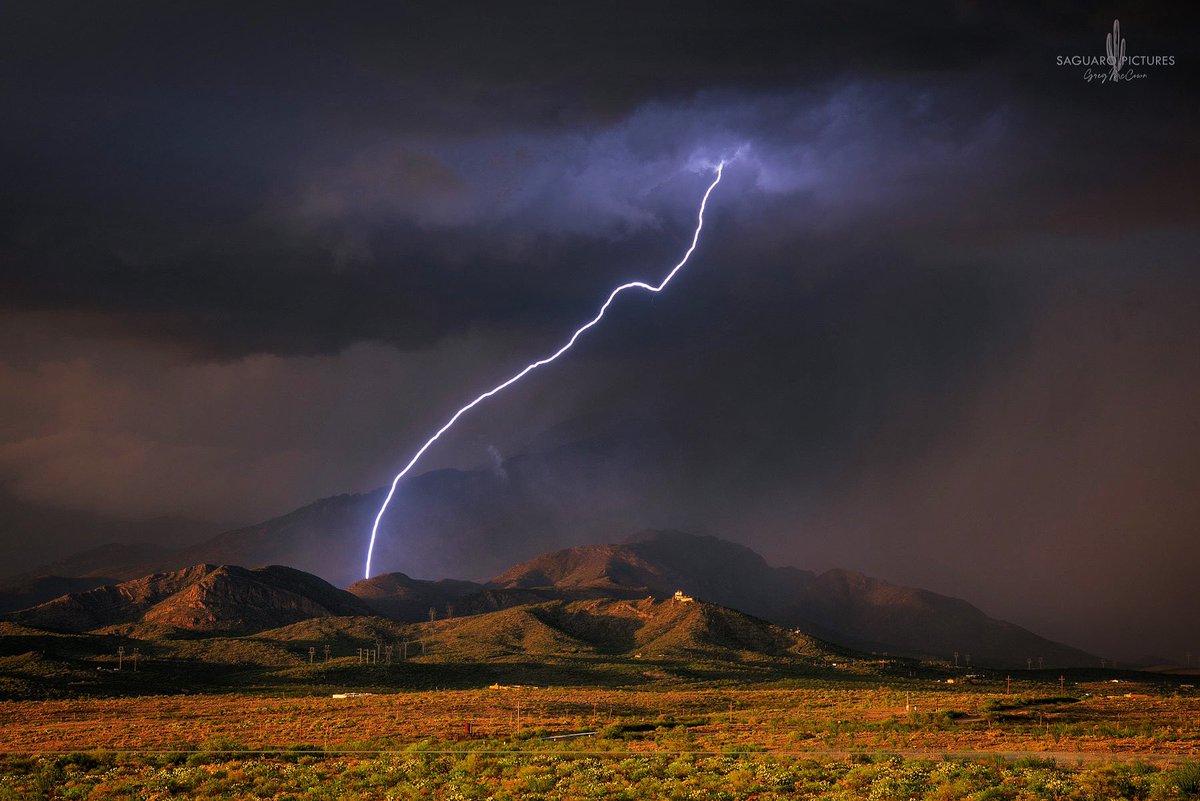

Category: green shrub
[1173, 761, 1200, 797]
[281, 744, 325, 762]
[30, 759, 64, 801]
[598, 723, 626, 739]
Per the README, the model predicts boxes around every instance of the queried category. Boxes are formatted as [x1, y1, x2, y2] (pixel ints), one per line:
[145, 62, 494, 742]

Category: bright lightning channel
[364, 161, 727, 579]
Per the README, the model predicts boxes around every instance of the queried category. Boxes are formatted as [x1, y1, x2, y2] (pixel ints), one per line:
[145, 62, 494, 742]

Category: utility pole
[402, 640, 409, 660]
[1006, 675, 1011, 694]
[118, 646, 124, 671]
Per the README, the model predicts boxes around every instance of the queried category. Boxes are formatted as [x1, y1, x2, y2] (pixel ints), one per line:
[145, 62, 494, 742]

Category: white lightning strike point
[364, 161, 727, 579]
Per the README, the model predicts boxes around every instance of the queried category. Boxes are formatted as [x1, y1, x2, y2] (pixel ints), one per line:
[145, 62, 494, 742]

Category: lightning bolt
[364, 161, 727, 579]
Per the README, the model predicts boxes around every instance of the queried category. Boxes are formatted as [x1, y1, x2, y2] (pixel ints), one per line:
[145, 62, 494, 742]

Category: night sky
[1, 2, 1197, 662]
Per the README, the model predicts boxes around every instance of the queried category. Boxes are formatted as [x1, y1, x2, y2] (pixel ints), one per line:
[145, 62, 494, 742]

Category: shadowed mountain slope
[0, 575, 118, 614]
[14, 433, 687, 587]
[428, 596, 843, 662]
[488, 531, 1095, 669]
[346, 573, 485, 620]
[7, 564, 373, 637]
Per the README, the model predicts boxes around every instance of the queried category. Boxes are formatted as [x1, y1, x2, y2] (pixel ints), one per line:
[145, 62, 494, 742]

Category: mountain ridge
[480, 530, 1095, 668]
[344, 529, 1095, 668]
[5, 530, 1097, 668]
[7, 563, 373, 637]
[5, 445, 1098, 670]
[8, 434, 698, 587]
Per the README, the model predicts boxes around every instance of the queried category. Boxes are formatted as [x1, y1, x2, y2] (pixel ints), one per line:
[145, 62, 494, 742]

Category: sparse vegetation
[1, 629, 1197, 798]
[1, 751, 1199, 800]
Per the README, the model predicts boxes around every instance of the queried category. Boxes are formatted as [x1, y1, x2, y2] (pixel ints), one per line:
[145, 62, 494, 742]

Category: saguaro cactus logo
[1056, 18, 1173, 83]
[1106, 20, 1127, 80]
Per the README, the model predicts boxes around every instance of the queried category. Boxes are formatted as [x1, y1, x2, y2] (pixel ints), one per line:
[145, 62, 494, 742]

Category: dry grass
[0, 681, 1196, 759]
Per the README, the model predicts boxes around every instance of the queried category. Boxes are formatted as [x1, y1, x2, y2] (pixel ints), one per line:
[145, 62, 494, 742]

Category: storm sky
[1, 2, 1197, 661]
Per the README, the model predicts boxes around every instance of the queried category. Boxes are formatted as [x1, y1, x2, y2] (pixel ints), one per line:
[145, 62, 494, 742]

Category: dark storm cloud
[0, 80, 1103, 358]
[2, 0, 1194, 357]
